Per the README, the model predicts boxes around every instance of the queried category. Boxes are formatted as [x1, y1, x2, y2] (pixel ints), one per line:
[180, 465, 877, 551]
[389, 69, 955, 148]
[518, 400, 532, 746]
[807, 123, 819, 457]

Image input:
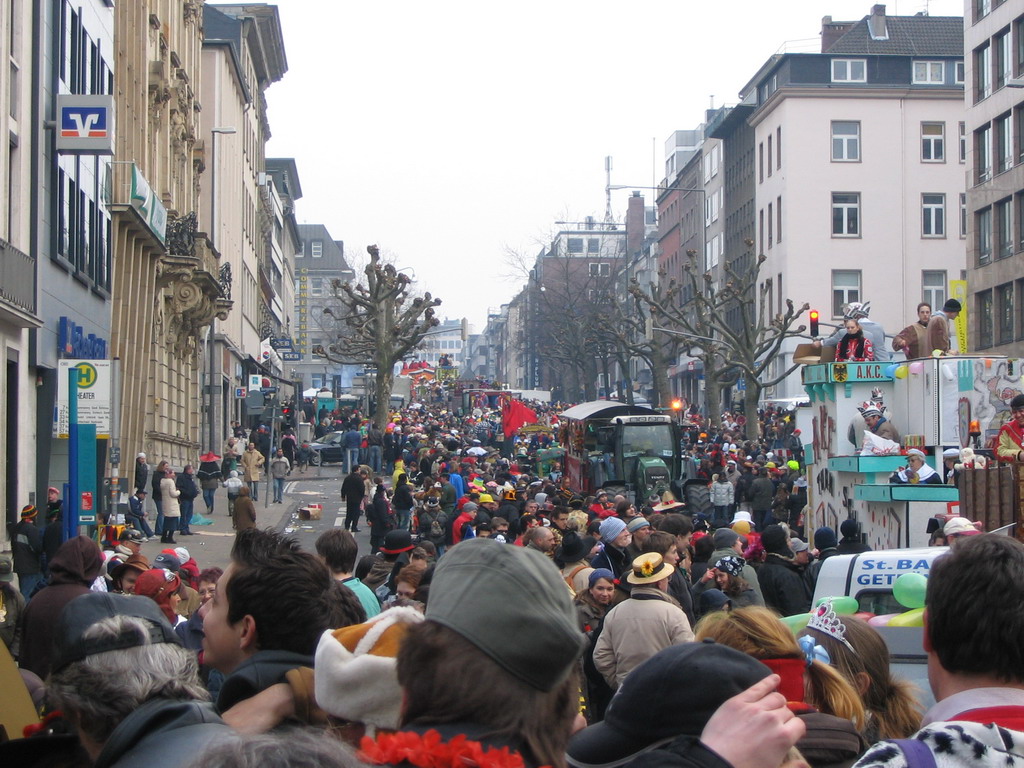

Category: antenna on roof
[604, 155, 614, 225]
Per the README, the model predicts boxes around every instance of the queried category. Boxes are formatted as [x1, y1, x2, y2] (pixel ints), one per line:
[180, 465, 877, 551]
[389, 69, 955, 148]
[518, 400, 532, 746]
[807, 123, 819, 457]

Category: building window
[913, 61, 945, 84]
[976, 124, 992, 183]
[996, 112, 1013, 173]
[567, 238, 584, 254]
[759, 208, 765, 252]
[311, 240, 323, 257]
[977, 289, 994, 349]
[831, 121, 860, 161]
[976, 0, 991, 21]
[587, 238, 600, 253]
[997, 282, 1014, 344]
[767, 202, 773, 248]
[832, 59, 866, 82]
[588, 262, 610, 277]
[922, 194, 945, 237]
[832, 192, 860, 237]
[955, 60, 965, 84]
[976, 206, 993, 265]
[923, 271, 947, 310]
[1017, 16, 1024, 76]
[309, 279, 322, 297]
[921, 123, 945, 162]
[961, 193, 968, 239]
[997, 198, 1013, 258]
[1018, 279, 1024, 340]
[975, 43, 992, 102]
[758, 142, 764, 182]
[832, 270, 861, 318]
[296, 241, 304, 257]
[767, 135, 773, 177]
[996, 30, 1011, 90]
[959, 121, 966, 163]
[776, 126, 782, 169]
[1016, 193, 1024, 248]
[776, 195, 783, 243]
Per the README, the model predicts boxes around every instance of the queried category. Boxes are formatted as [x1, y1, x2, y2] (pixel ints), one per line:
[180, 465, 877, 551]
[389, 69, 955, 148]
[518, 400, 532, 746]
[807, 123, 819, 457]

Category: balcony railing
[0, 237, 37, 317]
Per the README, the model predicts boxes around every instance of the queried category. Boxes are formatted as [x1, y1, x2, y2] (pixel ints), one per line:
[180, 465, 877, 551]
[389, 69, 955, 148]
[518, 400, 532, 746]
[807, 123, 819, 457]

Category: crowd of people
[3, 393, 1022, 768]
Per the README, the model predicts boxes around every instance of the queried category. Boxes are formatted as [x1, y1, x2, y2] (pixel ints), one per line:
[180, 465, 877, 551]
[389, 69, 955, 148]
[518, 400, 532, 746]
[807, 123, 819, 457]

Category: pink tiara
[805, 601, 856, 654]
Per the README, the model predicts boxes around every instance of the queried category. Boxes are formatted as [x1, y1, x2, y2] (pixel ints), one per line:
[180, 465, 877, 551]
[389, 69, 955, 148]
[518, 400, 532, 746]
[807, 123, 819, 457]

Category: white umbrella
[302, 387, 320, 397]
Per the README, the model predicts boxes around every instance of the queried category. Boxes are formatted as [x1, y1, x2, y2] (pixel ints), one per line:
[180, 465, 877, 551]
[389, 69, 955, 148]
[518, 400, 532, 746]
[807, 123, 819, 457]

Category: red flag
[502, 398, 537, 437]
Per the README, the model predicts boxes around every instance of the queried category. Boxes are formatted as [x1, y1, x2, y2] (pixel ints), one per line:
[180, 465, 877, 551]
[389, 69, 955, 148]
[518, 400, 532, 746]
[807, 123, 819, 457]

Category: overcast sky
[264, 0, 966, 330]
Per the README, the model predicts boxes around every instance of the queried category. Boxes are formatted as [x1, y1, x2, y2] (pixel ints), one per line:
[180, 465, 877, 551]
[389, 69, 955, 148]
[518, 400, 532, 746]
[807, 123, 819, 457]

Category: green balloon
[780, 612, 811, 633]
[815, 596, 859, 615]
[892, 572, 928, 609]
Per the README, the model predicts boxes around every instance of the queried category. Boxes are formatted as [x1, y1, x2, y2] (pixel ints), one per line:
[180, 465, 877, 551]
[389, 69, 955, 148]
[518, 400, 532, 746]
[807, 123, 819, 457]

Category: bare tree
[630, 243, 808, 439]
[314, 245, 441, 426]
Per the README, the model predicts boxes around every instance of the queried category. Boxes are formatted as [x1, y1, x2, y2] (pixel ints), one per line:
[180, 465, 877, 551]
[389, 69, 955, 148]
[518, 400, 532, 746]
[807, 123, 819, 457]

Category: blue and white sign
[56, 95, 115, 155]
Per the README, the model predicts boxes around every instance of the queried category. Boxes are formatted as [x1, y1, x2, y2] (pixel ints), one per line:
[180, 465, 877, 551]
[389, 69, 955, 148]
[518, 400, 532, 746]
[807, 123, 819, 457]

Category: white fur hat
[314, 606, 424, 730]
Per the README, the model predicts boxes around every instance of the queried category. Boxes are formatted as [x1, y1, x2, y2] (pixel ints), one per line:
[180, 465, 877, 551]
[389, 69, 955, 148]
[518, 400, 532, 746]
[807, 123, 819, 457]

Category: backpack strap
[564, 564, 589, 590]
[890, 739, 936, 768]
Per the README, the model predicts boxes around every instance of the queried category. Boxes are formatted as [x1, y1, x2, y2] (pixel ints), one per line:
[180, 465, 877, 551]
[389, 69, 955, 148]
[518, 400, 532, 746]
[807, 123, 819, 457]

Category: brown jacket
[233, 495, 257, 531]
[891, 321, 927, 359]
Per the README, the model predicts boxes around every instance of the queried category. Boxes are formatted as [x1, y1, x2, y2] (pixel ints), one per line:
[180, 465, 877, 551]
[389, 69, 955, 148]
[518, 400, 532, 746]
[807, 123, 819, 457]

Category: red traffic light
[671, 399, 683, 410]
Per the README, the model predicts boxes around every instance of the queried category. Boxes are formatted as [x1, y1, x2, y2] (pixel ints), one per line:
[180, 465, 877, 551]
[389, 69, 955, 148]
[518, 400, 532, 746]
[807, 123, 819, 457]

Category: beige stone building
[108, 2, 230, 472]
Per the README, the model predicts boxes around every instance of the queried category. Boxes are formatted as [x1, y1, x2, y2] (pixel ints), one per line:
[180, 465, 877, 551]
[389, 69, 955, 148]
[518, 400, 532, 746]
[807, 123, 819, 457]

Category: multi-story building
[32, 1, 116, 508]
[108, 1, 226, 472]
[418, 318, 467, 369]
[524, 219, 629, 400]
[657, 127, 707, 405]
[292, 224, 356, 394]
[745, 5, 966, 399]
[1, 0, 40, 537]
[964, 0, 1024, 355]
[200, 4, 287, 438]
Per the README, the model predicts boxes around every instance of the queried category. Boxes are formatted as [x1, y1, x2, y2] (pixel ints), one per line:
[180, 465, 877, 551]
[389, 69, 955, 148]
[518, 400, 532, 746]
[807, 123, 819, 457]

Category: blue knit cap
[599, 516, 627, 543]
[589, 568, 615, 587]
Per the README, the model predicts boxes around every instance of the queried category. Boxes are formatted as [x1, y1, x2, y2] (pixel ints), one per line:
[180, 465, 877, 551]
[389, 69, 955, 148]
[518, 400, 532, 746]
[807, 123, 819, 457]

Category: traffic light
[671, 399, 682, 411]
[809, 309, 820, 337]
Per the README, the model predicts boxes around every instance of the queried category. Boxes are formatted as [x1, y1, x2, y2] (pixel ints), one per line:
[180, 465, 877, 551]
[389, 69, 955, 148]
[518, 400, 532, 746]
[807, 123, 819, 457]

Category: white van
[812, 546, 945, 615]
[812, 546, 947, 710]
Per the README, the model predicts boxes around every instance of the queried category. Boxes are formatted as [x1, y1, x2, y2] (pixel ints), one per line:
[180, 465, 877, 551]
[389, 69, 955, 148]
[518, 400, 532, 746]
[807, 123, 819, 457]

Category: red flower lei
[359, 729, 550, 768]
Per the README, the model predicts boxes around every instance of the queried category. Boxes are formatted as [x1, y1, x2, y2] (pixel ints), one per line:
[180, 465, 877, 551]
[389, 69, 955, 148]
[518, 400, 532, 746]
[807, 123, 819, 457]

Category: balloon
[909, 361, 924, 374]
[780, 613, 811, 633]
[892, 572, 928, 609]
[868, 613, 898, 627]
[932, 349, 943, 357]
[887, 607, 925, 628]
[884, 364, 898, 378]
[815, 595, 859, 615]
[941, 363, 955, 382]
[895, 366, 908, 379]
[854, 611, 876, 622]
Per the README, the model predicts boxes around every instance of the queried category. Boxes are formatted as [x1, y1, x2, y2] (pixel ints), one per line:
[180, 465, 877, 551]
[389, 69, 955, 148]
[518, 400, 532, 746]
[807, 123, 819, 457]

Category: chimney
[868, 4, 888, 41]
[821, 16, 856, 52]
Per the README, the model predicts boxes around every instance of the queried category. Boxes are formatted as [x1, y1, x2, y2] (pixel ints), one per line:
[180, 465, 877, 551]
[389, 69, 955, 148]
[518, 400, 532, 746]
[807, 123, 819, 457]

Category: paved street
[133, 463, 372, 572]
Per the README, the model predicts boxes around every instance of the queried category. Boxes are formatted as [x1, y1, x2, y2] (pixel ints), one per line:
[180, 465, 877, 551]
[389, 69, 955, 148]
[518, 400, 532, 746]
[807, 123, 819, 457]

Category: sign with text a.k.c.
[54, 360, 112, 439]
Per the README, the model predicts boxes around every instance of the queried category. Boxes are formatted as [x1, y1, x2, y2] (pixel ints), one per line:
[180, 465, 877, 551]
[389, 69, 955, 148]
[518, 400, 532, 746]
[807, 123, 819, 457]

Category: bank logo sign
[56, 95, 115, 155]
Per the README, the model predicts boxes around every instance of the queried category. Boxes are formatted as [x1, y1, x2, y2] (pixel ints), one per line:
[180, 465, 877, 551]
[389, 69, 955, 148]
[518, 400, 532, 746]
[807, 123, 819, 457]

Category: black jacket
[176, 472, 199, 501]
[341, 472, 365, 503]
[216, 650, 314, 712]
[757, 553, 812, 616]
[134, 461, 149, 493]
[93, 698, 228, 768]
[12, 519, 43, 575]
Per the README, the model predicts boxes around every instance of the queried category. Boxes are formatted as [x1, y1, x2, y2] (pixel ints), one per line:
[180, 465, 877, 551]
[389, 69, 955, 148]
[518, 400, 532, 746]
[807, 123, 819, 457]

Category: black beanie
[814, 526, 838, 550]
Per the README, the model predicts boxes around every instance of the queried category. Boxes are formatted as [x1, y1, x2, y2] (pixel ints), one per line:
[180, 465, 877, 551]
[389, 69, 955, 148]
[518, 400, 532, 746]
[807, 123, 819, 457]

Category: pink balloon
[868, 613, 898, 627]
[909, 362, 924, 374]
[854, 611, 876, 622]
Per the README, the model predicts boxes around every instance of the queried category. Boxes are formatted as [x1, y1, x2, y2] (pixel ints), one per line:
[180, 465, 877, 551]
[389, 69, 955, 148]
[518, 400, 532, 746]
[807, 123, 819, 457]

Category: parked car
[308, 431, 346, 465]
